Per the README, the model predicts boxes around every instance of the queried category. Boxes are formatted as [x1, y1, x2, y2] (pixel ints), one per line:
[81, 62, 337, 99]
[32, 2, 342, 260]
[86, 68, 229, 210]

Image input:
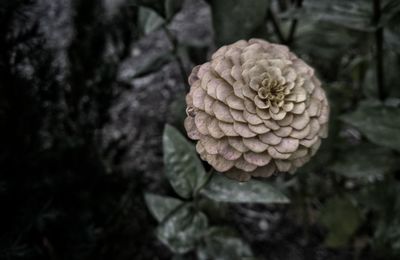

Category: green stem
[267, 8, 285, 44]
[373, 0, 385, 101]
[287, 0, 303, 45]
[194, 168, 214, 199]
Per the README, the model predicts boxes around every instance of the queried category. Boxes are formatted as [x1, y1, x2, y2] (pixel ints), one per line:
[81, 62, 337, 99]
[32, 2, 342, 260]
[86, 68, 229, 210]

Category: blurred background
[1, 0, 400, 259]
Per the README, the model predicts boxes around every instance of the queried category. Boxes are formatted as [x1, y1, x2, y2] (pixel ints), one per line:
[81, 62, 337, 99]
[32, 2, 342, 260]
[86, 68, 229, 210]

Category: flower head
[184, 39, 329, 181]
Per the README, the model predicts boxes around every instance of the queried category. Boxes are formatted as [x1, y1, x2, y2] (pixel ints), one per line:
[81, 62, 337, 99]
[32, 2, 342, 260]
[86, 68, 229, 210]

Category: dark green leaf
[133, 0, 184, 20]
[134, 0, 165, 17]
[319, 196, 362, 248]
[157, 204, 208, 254]
[144, 193, 183, 222]
[341, 102, 400, 151]
[197, 226, 253, 260]
[329, 143, 395, 181]
[297, 0, 373, 31]
[201, 173, 289, 204]
[381, 0, 400, 26]
[131, 51, 173, 78]
[357, 181, 400, 257]
[209, 0, 269, 46]
[163, 125, 209, 199]
[139, 7, 165, 35]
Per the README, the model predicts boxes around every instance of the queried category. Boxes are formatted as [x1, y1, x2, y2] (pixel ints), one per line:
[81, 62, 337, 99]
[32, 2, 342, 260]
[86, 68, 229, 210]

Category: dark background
[1, 0, 400, 259]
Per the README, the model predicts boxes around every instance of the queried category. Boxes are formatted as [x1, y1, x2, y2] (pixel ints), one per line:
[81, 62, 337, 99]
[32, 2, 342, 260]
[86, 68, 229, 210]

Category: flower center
[257, 77, 286, 107]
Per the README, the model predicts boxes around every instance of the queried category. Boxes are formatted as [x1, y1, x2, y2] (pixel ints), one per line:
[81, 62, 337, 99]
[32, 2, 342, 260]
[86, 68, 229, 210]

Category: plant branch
[267, 8, 286, 44]
[287, 0, 303, 45]
[373, 0, 385, 101]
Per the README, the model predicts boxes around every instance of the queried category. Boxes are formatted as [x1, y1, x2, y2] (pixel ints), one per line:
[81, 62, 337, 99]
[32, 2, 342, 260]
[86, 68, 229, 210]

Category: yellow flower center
[258, 77, 286, 107]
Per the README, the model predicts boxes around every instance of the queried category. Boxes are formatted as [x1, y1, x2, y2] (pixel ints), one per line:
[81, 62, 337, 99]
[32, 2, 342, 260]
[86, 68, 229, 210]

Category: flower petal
[206, 154, 235, 172]
[235, 157, 258, 172]
[228, 137, 249, 152]
[243, 137, 269, 152]
[218, 121, 238, 136]
[218, 139, 242, 160]
[243, 110, 263, 125]
[184, 117, 201, 140]
[233, 122, 257, 138]
[226, 95, 245, 110]
[267, 146, 291, 159]
[274, 138, 299, 153]
[195, 111, 210, 135]
[213, 101, 234, 122]
[259, 132, 281, 145]
[248, 123, 270, 134]
[207, 118, 225, 138]
[244, 152, 271, 166]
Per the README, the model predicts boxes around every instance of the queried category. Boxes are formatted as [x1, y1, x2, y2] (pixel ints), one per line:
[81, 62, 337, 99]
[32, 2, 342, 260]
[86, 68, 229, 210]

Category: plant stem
[267, 8, 286, 44]
[287, 0, 303, 45]
[162, 26, 188, 89]
[373, 0, 385, 101]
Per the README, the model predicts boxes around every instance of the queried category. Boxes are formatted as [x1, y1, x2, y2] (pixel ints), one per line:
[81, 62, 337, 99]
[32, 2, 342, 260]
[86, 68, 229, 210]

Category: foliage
[2, 0, 400, 259]
[144, 125, 287, 257]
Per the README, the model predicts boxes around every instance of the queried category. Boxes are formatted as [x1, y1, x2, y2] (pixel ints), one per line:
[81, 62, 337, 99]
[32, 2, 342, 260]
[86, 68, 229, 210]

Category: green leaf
[341, 102, 400, 152]
[167, 94, 187, 133]
[163, 124, 209, 199]
[297, 0, 373, 31]
[329, 143, 395, 181]
[201, 173, 289, 204]
[144, 193, 183, 222]
[197, 226, 253, 260]
[133, 0, 184, 20]
[319, 196, 362, 248]
[157, 204, 208, 254]
[366, 182, 400, 257]
[139, 7, 165, 35]
[381, 0, 400, 26]
[209, 0, 269, 46]
[131, 51, 173, 78]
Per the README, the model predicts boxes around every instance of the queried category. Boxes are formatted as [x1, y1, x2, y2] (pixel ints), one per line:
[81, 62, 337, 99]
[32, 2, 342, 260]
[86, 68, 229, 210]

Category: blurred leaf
[129, 0, 163, 16]
[134, 0, 184, 20]
[144, 193, 183, 222]
[385, 12, 400, 54]
[131, 51, 173, 78]
[359, 181, 400, 257]
[362, 52, 400, 98]
[208, 0, 269, 46]
[202, 173, 289, 204]
[165, 0, 185, 21]
[319, 196, 362, 248]
[296, 0, 373, 31]
[294, 22, 366, 63]
[139, 7, 165, 35]
[197, 226, 253, 260]
[163, 125, 209, 199]
[198, 197, 229, 222]
[171, 255, 186, 260]
[157, 204, 208, 254]
[381, 0, 400, 26]
[329, 143, 395, 181]
[341, 102, 400, 151]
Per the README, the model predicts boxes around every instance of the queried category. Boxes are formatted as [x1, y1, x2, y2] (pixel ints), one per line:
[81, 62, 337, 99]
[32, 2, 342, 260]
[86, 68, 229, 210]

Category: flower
[184, 39, 329, 181]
